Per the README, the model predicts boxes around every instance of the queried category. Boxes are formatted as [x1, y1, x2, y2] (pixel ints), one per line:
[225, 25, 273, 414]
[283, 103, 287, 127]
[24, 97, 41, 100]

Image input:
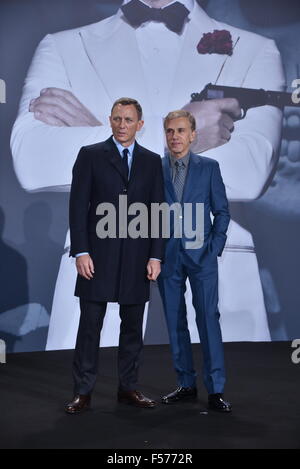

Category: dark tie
[122, 148, 129, 180]
[173, 160, 186, 202]
[121, 0, 190, 34]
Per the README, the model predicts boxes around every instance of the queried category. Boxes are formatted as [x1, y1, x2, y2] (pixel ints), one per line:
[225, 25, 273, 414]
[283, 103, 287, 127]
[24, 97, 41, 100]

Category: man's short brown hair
[164, 110, 196, 132]
[111, 98, 143, 121]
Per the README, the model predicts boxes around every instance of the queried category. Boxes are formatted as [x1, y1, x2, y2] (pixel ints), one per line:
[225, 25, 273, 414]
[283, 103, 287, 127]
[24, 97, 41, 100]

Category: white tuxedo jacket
[11, 2, 285, 251]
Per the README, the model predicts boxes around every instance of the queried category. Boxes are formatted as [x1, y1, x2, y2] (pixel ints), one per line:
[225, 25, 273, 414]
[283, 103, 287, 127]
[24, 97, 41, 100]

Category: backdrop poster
[0, 0, 299, 352]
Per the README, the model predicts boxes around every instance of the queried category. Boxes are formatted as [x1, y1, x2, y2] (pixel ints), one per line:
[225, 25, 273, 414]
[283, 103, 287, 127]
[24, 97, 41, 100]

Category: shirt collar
[113, 137, 135, 157]
[169, 151, 190, 168]
[121, 0, 194, 13]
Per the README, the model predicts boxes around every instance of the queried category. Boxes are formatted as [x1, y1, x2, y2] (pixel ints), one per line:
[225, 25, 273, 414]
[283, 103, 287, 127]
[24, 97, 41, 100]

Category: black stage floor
[0, 342, 299, 449]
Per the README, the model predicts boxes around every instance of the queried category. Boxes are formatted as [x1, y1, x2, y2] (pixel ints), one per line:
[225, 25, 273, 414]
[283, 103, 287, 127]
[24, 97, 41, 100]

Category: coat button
[123, 188, 127, 193]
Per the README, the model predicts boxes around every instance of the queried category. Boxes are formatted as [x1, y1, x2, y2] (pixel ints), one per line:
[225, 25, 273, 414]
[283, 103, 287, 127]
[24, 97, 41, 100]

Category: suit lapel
[79, 10, 151, 117]
[167, 4, 240, 110]
[162, 153, 203, 203]
[182, 153, 203, 203]
[162, 156, 177, 202]
[105, 138, 146, 188]
[104, 136, 128, 184]
[128, 142, 143, 192]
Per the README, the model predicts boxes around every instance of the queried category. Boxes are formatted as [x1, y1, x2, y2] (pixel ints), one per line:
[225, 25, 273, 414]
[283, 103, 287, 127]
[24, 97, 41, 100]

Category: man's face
[110, 104, 144, 147]
[142, 0, 174, 8]
[165, 117, 196, 158]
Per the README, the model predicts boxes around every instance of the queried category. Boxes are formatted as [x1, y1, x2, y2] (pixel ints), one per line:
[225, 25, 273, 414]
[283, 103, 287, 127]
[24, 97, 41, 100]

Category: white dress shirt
[122, 0, 195, 116]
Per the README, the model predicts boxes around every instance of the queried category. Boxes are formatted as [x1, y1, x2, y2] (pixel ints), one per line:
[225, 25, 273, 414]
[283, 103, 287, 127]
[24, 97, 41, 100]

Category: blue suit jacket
[160, 152, 230, 278]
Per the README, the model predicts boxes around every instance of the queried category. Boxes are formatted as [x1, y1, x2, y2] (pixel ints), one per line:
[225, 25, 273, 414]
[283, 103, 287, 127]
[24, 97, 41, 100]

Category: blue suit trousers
[158, 249, 226, 394]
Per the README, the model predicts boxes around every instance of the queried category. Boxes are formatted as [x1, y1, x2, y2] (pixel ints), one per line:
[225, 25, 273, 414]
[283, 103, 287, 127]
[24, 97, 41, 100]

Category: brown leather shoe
[65, 394, 91, 414]
[118, 390, 157, 408]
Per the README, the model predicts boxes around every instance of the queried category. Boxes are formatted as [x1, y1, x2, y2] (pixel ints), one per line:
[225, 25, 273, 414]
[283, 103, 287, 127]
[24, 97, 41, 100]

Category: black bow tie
[121, 0, 190, 34]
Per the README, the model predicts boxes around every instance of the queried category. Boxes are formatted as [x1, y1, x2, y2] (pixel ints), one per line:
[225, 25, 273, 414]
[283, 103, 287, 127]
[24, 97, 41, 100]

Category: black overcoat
[69, 136, 165, 304]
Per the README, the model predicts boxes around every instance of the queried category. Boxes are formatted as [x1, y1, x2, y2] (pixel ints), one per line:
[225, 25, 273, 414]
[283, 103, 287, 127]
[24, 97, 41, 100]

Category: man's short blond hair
[111, 97, 143, 121]
[164, 110, 196, 132]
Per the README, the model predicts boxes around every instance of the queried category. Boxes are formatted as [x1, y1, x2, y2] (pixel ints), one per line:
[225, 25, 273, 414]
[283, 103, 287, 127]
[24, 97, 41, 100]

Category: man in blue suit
[158, 110, 232, 412]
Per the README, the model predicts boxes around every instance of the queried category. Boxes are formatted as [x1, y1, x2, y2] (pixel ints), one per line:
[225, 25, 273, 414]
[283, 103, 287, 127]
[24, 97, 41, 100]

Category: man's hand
[29, 88, 102, 127]
[147, 260, 161, 281]
[182, 98, 241, 153]
[76, 254, 95, 280]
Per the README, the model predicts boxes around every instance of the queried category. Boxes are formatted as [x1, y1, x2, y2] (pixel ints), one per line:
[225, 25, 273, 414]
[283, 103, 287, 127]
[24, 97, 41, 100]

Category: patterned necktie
[122, 148, 129, 180]
[173, 160, 185, 202]
[121, 0, 190, 35]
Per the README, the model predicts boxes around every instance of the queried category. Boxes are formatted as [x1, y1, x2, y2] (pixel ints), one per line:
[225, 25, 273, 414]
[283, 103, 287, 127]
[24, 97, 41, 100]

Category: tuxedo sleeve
[10, 34, 111, 192]
[210, 161, 230, 257]
[149, 156, 166, 262]
[69, 147, 92, 257]
[203, 38, 285, 201]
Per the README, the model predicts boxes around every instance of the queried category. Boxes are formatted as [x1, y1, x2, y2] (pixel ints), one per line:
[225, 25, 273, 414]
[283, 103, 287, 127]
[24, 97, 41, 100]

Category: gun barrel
[191, 83, 300, 109]
[265, 90, 299, 108]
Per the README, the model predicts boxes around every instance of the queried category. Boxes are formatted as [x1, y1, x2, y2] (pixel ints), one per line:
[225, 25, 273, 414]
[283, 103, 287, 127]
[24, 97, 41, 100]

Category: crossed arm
[12, 34, 285, 201]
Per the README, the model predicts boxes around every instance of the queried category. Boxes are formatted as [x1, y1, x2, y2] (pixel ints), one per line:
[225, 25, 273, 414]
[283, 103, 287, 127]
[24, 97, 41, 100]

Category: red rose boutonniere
[197, 30, 233, 56]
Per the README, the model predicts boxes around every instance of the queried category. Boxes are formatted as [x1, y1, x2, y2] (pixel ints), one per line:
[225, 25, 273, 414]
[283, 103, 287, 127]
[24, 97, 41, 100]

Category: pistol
[191, 83, 300, 119]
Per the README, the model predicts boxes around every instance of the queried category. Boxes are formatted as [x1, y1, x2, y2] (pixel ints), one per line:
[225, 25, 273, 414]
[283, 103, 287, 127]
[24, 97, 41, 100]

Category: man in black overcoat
[65, 98, 165, 413]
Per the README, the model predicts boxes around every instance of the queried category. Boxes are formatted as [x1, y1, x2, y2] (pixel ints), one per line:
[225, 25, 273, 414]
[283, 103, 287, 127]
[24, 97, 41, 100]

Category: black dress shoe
[118, 390, 157, 408]
[162, 386, 198, 404]
[65, 394, 91, 414]
[208, 393, 232, 413]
